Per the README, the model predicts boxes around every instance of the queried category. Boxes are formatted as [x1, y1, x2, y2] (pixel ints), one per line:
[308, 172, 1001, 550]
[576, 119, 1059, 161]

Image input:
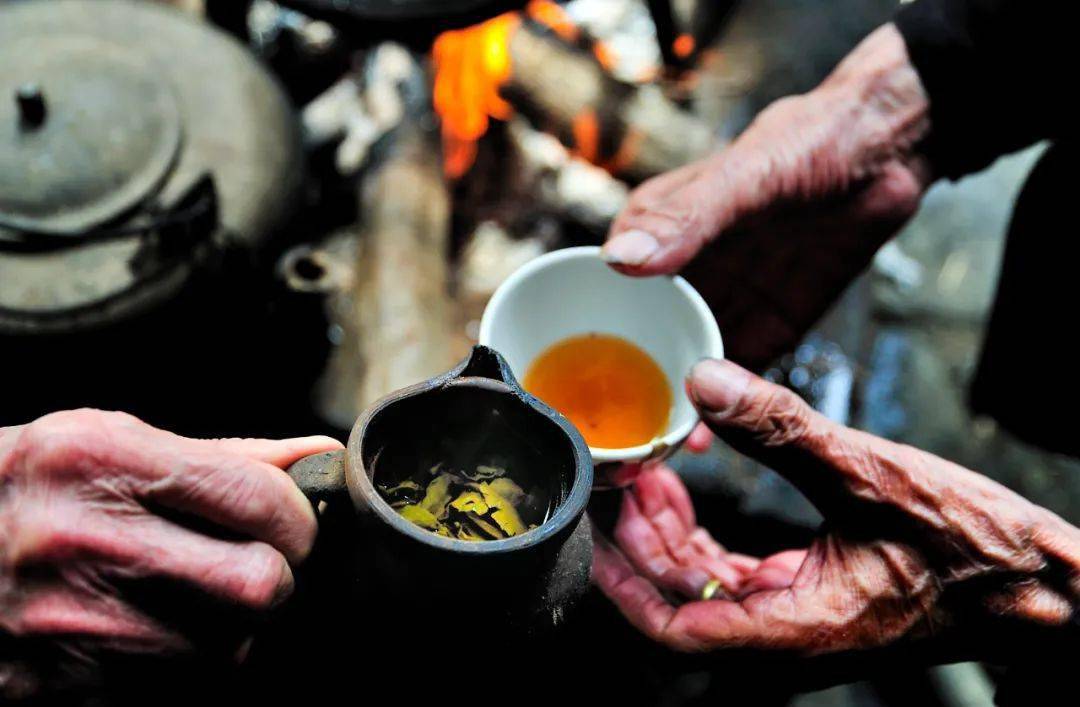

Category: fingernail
[688, 359, 752, 418]
[646, 558, 673, 577]
[602, 230, 660, 266]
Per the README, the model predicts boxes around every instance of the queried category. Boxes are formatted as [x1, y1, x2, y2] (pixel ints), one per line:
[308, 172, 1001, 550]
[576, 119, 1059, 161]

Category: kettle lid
[0, 35, 182, 237]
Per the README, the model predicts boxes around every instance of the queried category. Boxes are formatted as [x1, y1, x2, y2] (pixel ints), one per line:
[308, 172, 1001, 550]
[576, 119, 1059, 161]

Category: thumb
[686, 358, 874, 514]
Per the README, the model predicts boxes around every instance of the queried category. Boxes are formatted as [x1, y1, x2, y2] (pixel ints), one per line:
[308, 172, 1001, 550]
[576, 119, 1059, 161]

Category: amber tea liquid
[523, 333, 672, 449]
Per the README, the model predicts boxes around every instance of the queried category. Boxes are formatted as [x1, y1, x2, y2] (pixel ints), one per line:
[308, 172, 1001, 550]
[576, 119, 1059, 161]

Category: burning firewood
[432, 2, 718, 184]
[503, 20, 717, 183]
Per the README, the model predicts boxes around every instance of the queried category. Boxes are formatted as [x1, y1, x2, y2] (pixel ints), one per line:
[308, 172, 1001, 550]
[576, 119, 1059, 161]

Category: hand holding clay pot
[0, 410, 341, 698]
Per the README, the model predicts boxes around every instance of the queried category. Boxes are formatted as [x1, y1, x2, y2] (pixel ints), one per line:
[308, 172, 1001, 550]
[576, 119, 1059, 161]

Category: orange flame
[432, 1, 619, 179]
[525, 0, 578, 42]
[572, 110, 600, 164]
[432, 11, 520, 179]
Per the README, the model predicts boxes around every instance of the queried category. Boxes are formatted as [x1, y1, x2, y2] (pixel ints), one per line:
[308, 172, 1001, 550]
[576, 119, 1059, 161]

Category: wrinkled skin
[595, 359, 1080, 661]
[603, 24, 932, 371]
[0, 409, 341, 697]
[596, 23, 1080, 662]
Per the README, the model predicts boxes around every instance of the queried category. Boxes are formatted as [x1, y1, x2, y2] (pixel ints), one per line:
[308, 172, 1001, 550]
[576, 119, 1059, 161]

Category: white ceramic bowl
[479, 246, 723, 466]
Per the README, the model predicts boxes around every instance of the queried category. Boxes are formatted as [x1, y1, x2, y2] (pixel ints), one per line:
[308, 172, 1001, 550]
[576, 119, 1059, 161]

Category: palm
[606, 465, 807, 600]
[596, 465, 938, 654]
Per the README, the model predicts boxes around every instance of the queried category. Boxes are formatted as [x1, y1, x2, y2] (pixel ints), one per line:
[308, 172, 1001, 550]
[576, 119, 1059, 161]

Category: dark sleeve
[894, 0, 1076, 180]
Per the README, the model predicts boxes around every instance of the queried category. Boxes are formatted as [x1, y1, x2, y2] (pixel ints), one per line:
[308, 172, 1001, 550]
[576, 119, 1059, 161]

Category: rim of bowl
[478, 245, 724, 464]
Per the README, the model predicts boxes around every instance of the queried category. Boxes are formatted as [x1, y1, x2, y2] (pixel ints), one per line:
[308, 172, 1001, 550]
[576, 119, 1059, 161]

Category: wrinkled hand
[603, 25, 932, 370]
[595, 360, 1080, 661]
[0, 409, 341, 693]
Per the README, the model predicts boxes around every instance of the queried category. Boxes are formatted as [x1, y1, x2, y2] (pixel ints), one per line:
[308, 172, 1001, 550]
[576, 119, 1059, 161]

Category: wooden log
[503, 21, 718, 183]
[356, 126, 461, 407]
[316, 121, 461, 425]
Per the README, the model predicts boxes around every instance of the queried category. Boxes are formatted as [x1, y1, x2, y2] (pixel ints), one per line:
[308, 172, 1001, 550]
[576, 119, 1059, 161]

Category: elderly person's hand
[594, 360, 1080, 663]
[0, 409, 341, 697]
[603, 24, 932, 371]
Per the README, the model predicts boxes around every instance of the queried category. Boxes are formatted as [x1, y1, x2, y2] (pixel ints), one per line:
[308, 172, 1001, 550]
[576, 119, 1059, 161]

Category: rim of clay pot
[346, 347, 593, 555]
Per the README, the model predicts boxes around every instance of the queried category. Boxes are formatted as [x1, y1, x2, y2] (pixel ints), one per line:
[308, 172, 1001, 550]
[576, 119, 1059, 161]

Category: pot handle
[286, 449, 348, 505]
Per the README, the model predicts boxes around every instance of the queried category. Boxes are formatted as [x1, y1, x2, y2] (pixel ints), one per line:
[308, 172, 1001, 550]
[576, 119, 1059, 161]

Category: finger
[122, 519, 296, 612]
[659, 567, 717, 600]
[606, 463, 647, 489]
[614, 492, 678, 579]
[681, 528, 761, 590]
[592, 530, 678, 641]
[603, 159, 732, 276]
[11, 584, 187, 650]
[16, 411, 320, 564]
[0, 423, 23, 459]
[634, 469, 751, 588]
[725, 552, 762, 574]
[622, 159, 708, 205]
[739, 567, 798, 597]
[651, 465, 698, 531]
[616, 491, 742, 594]
[596, 529, 816, 653]
[633, 467, 691, 534]
[688, 528, 726, 559]
[686, 423, 713, 453]
[766, 549, 809, 575]
[738, 551, 807, 596]
[609, 160, 709, 235]
[675, 552, 744, 596]
[687, 358, 924, 517]
[197, 436, 343, 469]
[633, 472, 704, 566]
[985, 582, 1074, 627]
[140, 452, 318, 565]
[13, 507, 296, 612]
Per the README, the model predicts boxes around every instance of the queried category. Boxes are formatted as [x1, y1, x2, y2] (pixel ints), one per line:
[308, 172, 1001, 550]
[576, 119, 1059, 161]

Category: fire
[432, 0, 610, 179]
[526, 0, 578, 42]
[572, 108, 643, 174]
[432, 11, 520, 179]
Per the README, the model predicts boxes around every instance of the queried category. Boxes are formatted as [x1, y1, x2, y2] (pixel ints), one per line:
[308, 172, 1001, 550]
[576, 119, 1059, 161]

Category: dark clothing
[896, 0, 1079, 458]
[896, 2, 1077, 702]
[895, 0, 1073, 180]
[970, 143, 1078, 457]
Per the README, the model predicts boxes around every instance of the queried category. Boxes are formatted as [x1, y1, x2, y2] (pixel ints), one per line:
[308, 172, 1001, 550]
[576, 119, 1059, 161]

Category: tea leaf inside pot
[377, 464, 537, 541]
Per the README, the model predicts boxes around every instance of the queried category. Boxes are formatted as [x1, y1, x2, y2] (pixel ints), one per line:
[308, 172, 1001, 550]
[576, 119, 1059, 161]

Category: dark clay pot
[287, 346, 593, 637]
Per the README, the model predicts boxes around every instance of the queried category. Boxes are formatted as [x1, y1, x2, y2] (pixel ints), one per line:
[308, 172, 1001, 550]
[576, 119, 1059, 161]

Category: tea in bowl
[479, 246, 723, 483]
